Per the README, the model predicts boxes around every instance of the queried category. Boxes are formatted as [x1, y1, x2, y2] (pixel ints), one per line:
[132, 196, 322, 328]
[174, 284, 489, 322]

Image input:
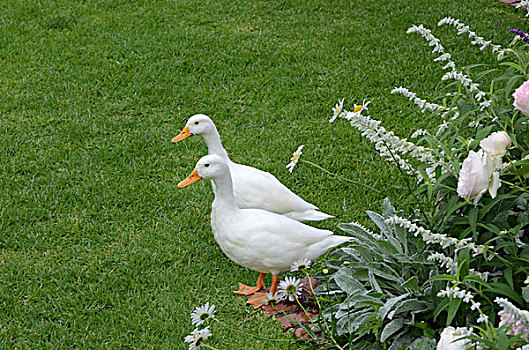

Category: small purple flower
[495, 23, 499, 27]
[509, 28, 529, 43]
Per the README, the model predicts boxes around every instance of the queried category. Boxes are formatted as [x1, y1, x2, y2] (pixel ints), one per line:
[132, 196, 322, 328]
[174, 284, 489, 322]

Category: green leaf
[333, 268, 365, 294]
[336, 310, 373, 336]
[413, 322, 436, 339]
[367, 210, 403, 254]
[380, 318, 405, 343]
[522, 287, 529, 303]
[469, 207, 478, 235]
[504, 74, 525, 101]
[408, 336, 436, 350]
[457, 98, 473, 118]
[494, 241, 519, 251]
[379, 293, 411, 321]
[338, 223, 378, 245]
[425, 274, 458, 284]
[366, 262, 404, 283]
[504, 268, 514, 290]
[402, 276, 419, 291]
[462, 275, 488, 287]
[368, 270, 383, 294]
[388, 299, 431, 319]
[475, 125, 494, 141]
[340, 293, 384, 310]
[443, 201, 469, 225]
[381, 197, 396, 217]
[340, 246, 373, 262]
[478, 194, 511, 221]
[377, 240, 399, 255]
[433, 298, 450, 322]
[446, 298, 462, 326]
[477, 222, 502, 235]
[337, 246, 371, 263]
[500, 61, 523, 73]
[463, 63, 487, 71]
[473, 68, 497, 82]
[486, 282, 523, 304]
[456, 249, 470, 280]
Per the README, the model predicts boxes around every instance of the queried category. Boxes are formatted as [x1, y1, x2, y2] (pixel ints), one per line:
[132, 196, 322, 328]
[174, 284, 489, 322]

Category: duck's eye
[205, 164, 209, 167]
[195, 121, 199, 125]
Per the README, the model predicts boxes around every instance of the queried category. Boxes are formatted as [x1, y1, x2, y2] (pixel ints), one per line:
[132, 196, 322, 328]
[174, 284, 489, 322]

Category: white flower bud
[480, 131, 511, 158]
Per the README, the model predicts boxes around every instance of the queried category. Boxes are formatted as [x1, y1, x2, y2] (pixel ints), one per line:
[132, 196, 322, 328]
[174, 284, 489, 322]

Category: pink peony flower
[513, 80, 529, 116]
[457, 150, 490, 203]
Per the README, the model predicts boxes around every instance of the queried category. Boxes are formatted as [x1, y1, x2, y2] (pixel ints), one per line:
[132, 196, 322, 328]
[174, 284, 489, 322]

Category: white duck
[178, 154, 351, 308]
[172, 114, 333, 221]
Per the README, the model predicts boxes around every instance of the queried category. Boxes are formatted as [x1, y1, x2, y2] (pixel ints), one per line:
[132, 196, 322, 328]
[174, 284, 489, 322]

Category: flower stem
[501, 179, 529, 193]
[304, 274, 347, 350]
[299, 159, 380, 193]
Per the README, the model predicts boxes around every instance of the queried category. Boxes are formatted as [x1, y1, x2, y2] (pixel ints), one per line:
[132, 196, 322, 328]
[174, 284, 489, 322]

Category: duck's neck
[212, 172, 239, 213]
[203, 129, 230, 161]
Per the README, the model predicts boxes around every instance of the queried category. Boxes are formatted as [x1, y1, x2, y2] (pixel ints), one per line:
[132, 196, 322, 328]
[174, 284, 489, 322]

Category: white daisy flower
[190, 302, 215, 326]
[265, 292, 284, 305]
[352, 99, 370, 115]
[277, 276, 303, 301]
[184, 326, 212, 350]
[184, 330, 197, 344]
[290, 258, 312, 271]
[286, 145, 304, 173]
[329, 98, 344, 123]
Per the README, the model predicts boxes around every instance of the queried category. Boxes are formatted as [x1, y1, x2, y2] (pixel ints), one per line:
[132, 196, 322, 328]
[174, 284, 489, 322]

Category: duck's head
[178, 154, 228, 188]
[172, 114, 216, 143]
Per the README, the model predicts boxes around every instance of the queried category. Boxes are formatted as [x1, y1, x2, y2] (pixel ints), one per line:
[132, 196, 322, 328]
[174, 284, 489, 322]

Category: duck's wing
[230, 163, 333, 221]
[221, 209, 349, 274]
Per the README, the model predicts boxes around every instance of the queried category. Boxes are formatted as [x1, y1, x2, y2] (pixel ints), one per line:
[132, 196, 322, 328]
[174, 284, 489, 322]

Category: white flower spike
[286, 145, 304, 173]
[329, 98, 344, 123]
[190, 302, 215, 326]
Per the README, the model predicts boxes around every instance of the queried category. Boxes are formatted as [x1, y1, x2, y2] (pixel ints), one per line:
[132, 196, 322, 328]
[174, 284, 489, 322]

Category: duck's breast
[210, 205, 261, 271]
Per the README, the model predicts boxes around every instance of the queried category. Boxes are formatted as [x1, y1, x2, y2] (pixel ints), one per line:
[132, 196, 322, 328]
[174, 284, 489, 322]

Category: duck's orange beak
[178, 169, 202, 188]
[172, 126, 192, 143]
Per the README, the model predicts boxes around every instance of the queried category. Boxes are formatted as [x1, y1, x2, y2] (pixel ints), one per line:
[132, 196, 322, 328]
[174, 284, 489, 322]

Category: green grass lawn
[0, 0, 526, 348]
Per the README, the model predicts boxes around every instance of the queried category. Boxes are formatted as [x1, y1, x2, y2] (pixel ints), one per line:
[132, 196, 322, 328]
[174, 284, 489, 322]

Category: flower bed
[183, 13, 529, 350]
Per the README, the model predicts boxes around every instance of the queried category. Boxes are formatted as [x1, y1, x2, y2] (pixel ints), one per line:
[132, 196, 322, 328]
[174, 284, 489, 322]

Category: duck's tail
[283, 209, 334, 222]
[325, 235, 353, 251]
[306, 233, 353, 262]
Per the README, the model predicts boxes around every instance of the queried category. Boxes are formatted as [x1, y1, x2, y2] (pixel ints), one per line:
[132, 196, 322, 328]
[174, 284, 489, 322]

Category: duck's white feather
[212, 207, 348, 275]
[196, 154, 351, 276]
[184, 114, 333, 222]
